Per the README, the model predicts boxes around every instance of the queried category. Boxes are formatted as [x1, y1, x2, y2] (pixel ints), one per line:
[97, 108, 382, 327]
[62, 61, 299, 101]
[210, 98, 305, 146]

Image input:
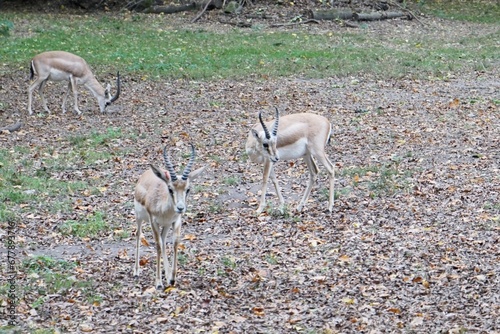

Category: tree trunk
[309, 9, 354, 20]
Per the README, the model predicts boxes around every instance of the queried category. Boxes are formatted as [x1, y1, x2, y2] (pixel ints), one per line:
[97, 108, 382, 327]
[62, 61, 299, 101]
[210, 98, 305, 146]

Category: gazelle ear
[251, 129, 260, 139]
[150, 164, 170, 183]
[188, 165, 207, 181]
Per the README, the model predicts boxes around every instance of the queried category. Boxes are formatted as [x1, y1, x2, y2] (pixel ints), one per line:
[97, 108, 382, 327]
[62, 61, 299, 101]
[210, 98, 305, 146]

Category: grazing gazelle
[134, 144, 206, 288]
[246, 108, 335, 213]
[28, 51, 121, 115]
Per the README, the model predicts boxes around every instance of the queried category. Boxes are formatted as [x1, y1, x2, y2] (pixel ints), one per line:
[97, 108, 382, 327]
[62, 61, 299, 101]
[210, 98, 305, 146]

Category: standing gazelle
[134, 144, 206, 288]
[28, 51, 121, 115]
[246, 108, 335, 213]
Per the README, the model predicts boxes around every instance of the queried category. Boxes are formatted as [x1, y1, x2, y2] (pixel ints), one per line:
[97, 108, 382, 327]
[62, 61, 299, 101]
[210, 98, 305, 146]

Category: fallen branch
[309, 9, 354, 21]
[342, 21, 359, 28]
[353, 11, 412, 21]
[142, 3, 197, 14]
[218, 19, 252, 28]
[270, 19, 320, 28]
[0, 122, 23, 132]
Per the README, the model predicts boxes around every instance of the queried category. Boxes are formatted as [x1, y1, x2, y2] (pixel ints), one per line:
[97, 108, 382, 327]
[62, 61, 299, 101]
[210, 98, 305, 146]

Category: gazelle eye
[168, 188, 174, 195]
[186, 188, 191, 195]
[263, 143, 269, 149]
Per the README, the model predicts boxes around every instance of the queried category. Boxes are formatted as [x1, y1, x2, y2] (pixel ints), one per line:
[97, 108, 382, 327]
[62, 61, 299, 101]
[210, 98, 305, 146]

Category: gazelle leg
[61, 82, 71, 113]
[133, 217, 143, 277]
[297, 155, 319, 212]
[161, 226, 169, 279]
[269, 168, 285, 212]
[151, 220, 164, 289]
[315, 153, 335, 212]
[28, 79, 44, 115]
[69, 76, 81, 115]
[169, 217, 182, 286]
[257, 160, 272, 213]
[38, 80, 51, 114]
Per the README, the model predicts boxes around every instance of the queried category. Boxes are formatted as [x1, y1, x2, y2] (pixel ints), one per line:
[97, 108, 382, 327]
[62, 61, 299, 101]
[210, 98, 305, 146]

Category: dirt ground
[0, 8, 499, 333]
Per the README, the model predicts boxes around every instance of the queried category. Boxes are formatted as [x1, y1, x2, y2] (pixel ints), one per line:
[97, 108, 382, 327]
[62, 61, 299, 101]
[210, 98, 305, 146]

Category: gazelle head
[251, 107, 280, 163]
[100, 72, 121, 112]
[149, 144, 203, 214]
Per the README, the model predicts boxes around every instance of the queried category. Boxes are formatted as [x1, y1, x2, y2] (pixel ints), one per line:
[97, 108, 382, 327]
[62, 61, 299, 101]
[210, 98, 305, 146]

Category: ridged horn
[109, 71, 121, 103]
[258, 111, 271, 139]
[163, 146, 178, 182]
[181, 144, 196, 181]
[272, 107, 279, 136]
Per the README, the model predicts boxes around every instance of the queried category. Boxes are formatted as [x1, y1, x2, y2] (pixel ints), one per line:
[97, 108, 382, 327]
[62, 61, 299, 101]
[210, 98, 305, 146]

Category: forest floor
[0, 4, 499, 333]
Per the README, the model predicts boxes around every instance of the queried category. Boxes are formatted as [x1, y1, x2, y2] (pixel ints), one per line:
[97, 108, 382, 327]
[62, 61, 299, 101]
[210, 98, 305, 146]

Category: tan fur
[28, 51, 119, 115]
[246, 112, 335, 213]
[134, 163, 206, 288]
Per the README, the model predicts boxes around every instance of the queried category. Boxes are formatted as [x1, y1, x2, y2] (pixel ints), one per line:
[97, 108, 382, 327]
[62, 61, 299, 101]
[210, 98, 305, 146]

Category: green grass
[223, 176, 240, 186]
[0, 147, 88, 220]
[22, 255, 76, 272]
[67, 127, 126, 164]
[0, 126, 135, 220]
[265, 252, 279, 265]
[16, 256, 99, 311]
[0, 19, 13, 36]
[0, 10, 498, 80]
[342, 162, 415, 197]
[418, 0, 500, 23]
[59, 211, 110, 238]
[221, 256, 237, 270]
[0, 256, 97, 318]
[68, 127, 122, 148]
[266, 203, 292, 218]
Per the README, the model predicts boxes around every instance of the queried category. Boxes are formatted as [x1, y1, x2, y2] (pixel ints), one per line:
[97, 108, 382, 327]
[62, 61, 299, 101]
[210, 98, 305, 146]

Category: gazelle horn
[163, 146, 178, 182]
[258, 111, 271, 139]
[109, 72, 121, 103]
[272, 107, 279, 136]
[181, 144, 196, 181]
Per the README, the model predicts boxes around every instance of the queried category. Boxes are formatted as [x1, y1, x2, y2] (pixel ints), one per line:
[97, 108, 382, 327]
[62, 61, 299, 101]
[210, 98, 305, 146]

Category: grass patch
[59, 211, 109, 238]
[208, 200, 224, 214]
[342, 162, 414, 197]
[68, 127, 123, 148]
[223, 176, 239, 186]
[266, 203, 292, 218]
[0, 19, 13, 36]
[418, 0, 500, 23]
[0, 12, 497, 79]
[221, 256, 237, 270]
[67, 127, 124, 164]
[265, 252, 279, 265]
[16, 255, 99, 311]
[0, 126, 134, 219]
[0, 148, 89, 219]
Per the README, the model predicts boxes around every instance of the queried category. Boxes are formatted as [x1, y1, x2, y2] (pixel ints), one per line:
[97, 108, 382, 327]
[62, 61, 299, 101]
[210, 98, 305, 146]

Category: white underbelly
[48, 69, 72, 82]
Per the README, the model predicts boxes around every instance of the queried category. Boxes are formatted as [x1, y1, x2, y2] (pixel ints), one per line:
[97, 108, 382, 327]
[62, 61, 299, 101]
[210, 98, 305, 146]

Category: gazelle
[134, 144, 206, 288]
[28, 51, 121, 115]
[246, 108, 335, 213]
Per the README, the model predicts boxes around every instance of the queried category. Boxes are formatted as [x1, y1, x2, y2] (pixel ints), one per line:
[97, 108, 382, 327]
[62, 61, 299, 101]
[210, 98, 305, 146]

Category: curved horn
[258, 111, 271, 139]
[181, 144, 196, 181]
[163, 146, 178, 182]
[109, 71, 121, 103]
[272, 107, 279, 136]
